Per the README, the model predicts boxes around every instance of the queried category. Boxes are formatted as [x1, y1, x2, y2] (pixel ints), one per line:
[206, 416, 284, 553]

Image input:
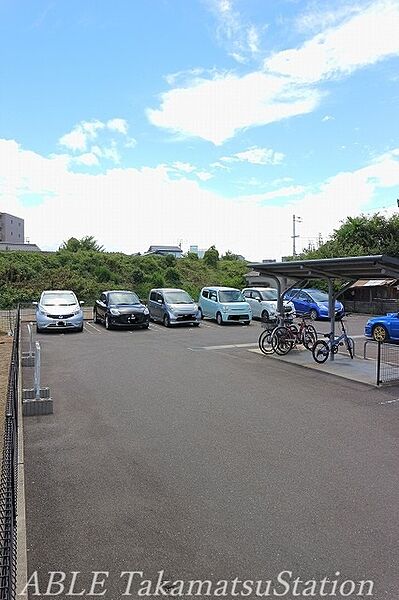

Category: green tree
[301, 213, 399, 260]
[165, 267, 181, 286]
[59, 236, 104, 252]
[203, 245, 219, 268]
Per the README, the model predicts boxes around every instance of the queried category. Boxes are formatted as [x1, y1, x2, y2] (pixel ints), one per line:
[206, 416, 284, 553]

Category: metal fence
[377, 341, 399, 385]
[0, 313, 16, 337]
[0, 308, 20, 600]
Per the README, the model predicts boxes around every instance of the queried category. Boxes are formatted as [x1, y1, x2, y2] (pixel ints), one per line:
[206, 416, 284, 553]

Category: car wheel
[93, 308, 98, 323]
[243, 320, 251, 326]
[192, 322, 200, 327]
[77, 324, 83, 332]
[163, 314, 171, 328]
[36, 325, 43, 334]
[261, 310, 269, 322]
[309, 309, 318, 321]
[372, 324, 388, 342]
[142, 322, 149, 329]
[198, 307, 203, 320]
[105, 315, 111, 330]
[216, 312, 224, 326]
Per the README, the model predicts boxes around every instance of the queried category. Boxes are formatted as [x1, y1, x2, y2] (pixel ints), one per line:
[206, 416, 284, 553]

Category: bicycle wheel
[258, 329, 274, 355]
[302, 324, 317, 351]
[346, 337, 354, 359]
[272, 326, 295, 356]
[312, 340, 330, 363]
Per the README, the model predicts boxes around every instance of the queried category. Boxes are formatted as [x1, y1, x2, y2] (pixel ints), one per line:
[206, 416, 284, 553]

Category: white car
[242, 287, 295, 321]
[35, 290, 84, 333]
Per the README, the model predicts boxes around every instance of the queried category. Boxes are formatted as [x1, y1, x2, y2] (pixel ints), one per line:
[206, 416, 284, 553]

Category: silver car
[35, 290, 84, 332]
[242, 287, 295, 321]
[148, 288, 201, 327]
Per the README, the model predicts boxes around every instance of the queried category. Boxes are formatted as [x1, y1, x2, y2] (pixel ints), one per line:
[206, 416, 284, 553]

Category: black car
[93, 290, 150, 329]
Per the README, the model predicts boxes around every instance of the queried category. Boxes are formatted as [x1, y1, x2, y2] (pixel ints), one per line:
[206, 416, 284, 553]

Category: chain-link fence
[0, 308, 19, 600]
[377, 341, 399, 385]
[0, 313, 16, 337]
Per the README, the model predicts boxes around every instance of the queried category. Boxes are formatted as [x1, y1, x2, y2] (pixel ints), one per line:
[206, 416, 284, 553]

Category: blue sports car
[364, 313, 399, 342]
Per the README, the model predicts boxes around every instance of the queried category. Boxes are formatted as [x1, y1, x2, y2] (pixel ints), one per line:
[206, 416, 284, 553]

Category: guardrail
[0, 307, 20, 600]
[376, 341, 399, 386]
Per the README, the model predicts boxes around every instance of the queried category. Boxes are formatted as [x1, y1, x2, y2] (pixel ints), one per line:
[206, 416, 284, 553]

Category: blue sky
[1, 0, 399, 259]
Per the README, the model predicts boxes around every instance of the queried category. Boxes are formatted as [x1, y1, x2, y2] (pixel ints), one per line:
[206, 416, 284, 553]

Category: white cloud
[222, 146, 285, 165]
[59, 128, 88, 152]
[107, 118, 128, 134]
[147, 71, 320, 145]
[59, 119, 106, 151]
[265, 0, 399, 83]
[322, 115, 335, 122]
[59, 118, 130, 159]
[73, 152, 99, 166]
[196, 171, 213, 181]
[124, 137, 137, 149]
[1, 138, 399, 260]
[149, 0, 399, 145]
[210, 0, 263, 63]
[171, 161, 196, 173]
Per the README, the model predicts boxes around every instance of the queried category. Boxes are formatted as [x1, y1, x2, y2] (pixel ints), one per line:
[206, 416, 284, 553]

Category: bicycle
[312, 317, 354, 364]
[271, 313, 318, 356]
[258, 309, 293, 355]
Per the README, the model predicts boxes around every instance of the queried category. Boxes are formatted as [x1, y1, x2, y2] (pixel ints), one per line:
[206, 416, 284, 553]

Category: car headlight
[73, 308, 81, 316]
[221, 305, 229, 312]
[143, 307, 149, 315]
[38, 308, 47, 316]
[110, 308, 120, 316]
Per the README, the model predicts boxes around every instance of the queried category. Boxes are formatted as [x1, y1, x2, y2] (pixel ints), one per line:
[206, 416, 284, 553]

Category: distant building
[0, 212, 24, 243]
[342, 278, 399, 314]
[145, 245, 183, 258]
[188, 245, 206, 258]
[0, 242, 40, 252]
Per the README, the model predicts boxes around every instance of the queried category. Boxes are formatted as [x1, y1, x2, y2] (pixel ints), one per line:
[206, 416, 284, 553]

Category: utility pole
[292, 214, 302, 256]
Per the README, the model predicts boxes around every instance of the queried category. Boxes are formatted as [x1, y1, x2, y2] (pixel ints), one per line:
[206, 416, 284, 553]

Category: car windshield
[309, 290, 329, 302]
[42, 292, 77, 306]
[108, 292, 140, 305]
[218, 290, 244, 303]
[260, 290, 278, 301]
[164, 291, 193, 304]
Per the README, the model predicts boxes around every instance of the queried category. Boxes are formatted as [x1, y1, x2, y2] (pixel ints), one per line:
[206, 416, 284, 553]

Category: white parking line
[380, 398, 399, 405]
[191, 342, 258, 350]
[85, 322, 103, 333]
[83, 324, 94, 335]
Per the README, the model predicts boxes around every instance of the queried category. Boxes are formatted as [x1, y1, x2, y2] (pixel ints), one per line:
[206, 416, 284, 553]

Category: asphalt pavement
[22, 316, 399, 598]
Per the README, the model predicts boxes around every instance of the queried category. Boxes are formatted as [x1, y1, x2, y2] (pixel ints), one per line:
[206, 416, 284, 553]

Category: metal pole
[376, 341, 381, 385]
[27, 322, 33, 356]
[328, 278, 336, 361]
[292, 214, 296, 256]
[34, 341, 41, 400]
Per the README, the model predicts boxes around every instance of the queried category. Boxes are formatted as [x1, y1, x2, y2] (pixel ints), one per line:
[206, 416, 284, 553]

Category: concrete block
[22, 387, 51, 400]
[21, 353, 35, 367]
[22, 398, 53, 416]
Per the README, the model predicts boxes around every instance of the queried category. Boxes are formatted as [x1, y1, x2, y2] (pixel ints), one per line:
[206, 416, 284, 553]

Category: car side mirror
[158, 299, 163, 304]
[32, 301, 38, 306]
[258, 298, 262, 302]
[79, 301, 85, 305]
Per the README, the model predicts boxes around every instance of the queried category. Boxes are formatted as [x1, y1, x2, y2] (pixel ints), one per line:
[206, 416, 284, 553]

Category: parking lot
[22, 315, 399, 598]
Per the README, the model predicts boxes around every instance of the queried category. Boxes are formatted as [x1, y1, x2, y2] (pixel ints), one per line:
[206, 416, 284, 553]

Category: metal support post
[376, 341, 381, 386]
[328, 278, 336, 361]
[34, 341, 41, 400]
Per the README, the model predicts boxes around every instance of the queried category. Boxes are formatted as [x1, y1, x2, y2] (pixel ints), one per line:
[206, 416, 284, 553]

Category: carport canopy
[249, 255, 399, 360]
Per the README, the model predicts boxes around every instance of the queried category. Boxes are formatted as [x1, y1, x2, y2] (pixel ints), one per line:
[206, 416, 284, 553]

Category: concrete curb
[17, 330, 28, 598]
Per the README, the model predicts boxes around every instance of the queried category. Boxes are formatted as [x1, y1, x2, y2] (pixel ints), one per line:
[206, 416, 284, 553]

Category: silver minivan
[148, 288, 201, 327]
